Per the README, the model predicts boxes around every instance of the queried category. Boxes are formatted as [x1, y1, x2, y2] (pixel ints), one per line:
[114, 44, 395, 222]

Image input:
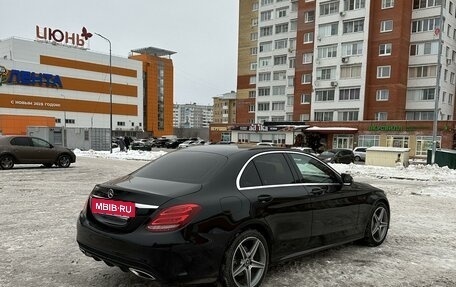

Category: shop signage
[231, 124, 281, 132]
[368, 125, 402, 131]
[36, 25, 92, 49]
[6, 69, 63, 88]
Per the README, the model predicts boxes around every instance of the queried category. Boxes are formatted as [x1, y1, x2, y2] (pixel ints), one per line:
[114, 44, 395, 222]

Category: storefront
[209, 120, 456, 158]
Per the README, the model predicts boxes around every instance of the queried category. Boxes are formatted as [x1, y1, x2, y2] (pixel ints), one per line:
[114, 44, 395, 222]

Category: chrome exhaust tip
[129, 268, 156, 280]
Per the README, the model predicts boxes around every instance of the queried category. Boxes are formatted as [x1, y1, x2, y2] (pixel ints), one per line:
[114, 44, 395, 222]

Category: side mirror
[341, 173, 353, 186]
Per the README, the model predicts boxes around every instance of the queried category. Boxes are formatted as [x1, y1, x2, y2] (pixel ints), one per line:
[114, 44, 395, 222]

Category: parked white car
[353, 147, 367, 161]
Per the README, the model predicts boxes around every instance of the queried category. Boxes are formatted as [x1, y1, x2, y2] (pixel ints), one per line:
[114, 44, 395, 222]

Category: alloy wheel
[371, 206, 389, 243]
[231, 236, 267, 287]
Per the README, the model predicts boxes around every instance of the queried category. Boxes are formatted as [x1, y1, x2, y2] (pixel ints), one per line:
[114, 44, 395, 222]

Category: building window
[84, 130, 89, 141]
[276, 7, 288, 18]
[304, 10, 315, 23]
[252, 2, 259, 10]
[415, 136, 441, 156]
[314, 111, 334, 121]
[341, 41, 363, 56]
[288, 75, 294, 87]
[412, 17, 440, 33]
[272, 101, 285, 111]
[376, 89, 389, 101]
[261, 0, 273, 6]
[260, 10, 273, 21]
[374, 112, 387, 121]
[260, 26, 273, 37]
[55, 118, 61, 124]
[381, 0, 394, 9]
[289, 38, 296, 50]
[315, 89, 335, 101]
[301, 73, 312, 84]
[379, 43, 392, 56]
[318, 45, 338, 58]
[117, 121, 125, 126]
[273, 70, 287, 81]
[339, 88, 360, 100]
[289, 57, 295, 68]
[65, 119, 75, 124]
[259, 56, 271, 67]
[380, 20, 393, 32]
[274, 55, 287, 65]
[304, 32, 314, 43]
[319, 22, 339, 37]
[410, 41, 439, 56]
[249, 105, 255, 112]
[377, 66, 391, 78]
[407, 88, 435, 101]
[344, 0, 366, 11]
[258, 72, 271, 82]
[343, 19, 364, 34]
[250, 62, 257, 71]
[272, 85, 286, 95]
[250, 76, 256, 84]
[316, 67, 336, 80]
[408, 65, 437, 78]
[250, 47, 258, 55]
[257, 102, 270, 111]
[300, 113, 310, 121]
[413, 0, 442, 9]
[301, 94, 311, 104]
[275, 39, 288, 50]
[258, 87, 270, 96]
[287, 95, 294, 106]
[340, 65, 362, 78]
[275, 23, 289, 34]
[338, 110, 359, 121]
[249, 90, 256, 98]
[358, 135, 380, 147]
[250, 32, 258, 41]
[386, 135, 409, 148]
[303, 53, 313, 64]
[251, 18, 258, 26]
[320, 1, 340, 16]
[405, 111, 434, 120]
[258, 41, 272, 53]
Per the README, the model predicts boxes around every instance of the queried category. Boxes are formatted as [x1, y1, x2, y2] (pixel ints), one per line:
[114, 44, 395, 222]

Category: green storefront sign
[368, 125, 403, 132]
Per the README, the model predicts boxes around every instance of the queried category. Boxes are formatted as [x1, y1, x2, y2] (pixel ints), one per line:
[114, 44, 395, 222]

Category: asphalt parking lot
[1, 156, 455, 287]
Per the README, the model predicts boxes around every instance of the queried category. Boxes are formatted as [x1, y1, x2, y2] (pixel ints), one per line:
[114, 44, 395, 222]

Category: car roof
[179, 144, 288, 157]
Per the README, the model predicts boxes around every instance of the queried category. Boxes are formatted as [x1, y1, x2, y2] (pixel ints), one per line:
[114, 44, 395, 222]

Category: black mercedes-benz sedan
[77, 145, 390, 287]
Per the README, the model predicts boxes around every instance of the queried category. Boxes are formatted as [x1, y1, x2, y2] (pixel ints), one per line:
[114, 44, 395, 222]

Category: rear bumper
[76, 214, 224, 284]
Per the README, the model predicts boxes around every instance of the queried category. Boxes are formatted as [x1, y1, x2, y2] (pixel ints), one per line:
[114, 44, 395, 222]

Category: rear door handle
[257, 194, 273, 203]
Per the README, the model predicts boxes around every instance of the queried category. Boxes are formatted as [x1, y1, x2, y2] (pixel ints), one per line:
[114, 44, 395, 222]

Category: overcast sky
[0, 0, 239, 105]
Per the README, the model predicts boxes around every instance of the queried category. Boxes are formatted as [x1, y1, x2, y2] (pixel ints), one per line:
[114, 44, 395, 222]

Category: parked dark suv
[0, 135, 76, 169]
[317, 148, 355, 164]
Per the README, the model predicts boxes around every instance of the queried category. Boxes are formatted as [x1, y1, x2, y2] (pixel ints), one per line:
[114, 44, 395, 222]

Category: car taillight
[146, 204, 201, 232]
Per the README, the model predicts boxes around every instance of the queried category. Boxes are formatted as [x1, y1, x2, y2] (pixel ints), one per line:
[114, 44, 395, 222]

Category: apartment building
[213, 91, 237, 124]
[173, 103, 213, 128]
[210, 0, 456, 156]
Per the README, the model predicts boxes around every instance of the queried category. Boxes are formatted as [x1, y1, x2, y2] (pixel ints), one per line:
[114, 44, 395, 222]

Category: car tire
[0, 154, 14, 170]
[361, 202, 390, 247]
[57, 154, 71, 168]
[354, 156, 361, 162]
[221, 230, 269, 287]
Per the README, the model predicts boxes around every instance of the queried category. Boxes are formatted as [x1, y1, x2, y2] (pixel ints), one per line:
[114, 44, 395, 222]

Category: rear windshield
[133, 151, 227, 183]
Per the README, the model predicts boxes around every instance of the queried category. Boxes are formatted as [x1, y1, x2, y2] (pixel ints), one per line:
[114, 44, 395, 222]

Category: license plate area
[91, 198, 136, 218]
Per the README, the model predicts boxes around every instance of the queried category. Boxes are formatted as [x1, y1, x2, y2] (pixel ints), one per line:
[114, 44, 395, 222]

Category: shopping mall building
[0, 26, 175, 149]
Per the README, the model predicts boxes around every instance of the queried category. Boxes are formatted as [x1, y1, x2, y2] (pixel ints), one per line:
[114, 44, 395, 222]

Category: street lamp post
[95, 33, 113, 153]
[431, 3, 444, 164]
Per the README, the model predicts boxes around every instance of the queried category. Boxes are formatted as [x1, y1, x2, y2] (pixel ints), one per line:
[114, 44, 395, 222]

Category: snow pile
[331, 163, 456, 183]
[73, 148, 167, 161]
